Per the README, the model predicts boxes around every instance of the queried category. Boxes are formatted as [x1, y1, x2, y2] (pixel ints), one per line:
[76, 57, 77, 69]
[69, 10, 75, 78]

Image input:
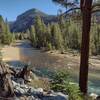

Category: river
[2, 40, 100, 95]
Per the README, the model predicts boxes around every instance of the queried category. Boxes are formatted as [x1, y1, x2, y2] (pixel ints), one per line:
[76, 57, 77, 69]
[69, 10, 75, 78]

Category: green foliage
[90, 21, 100, 55]
[28, 15, 99, 55]
[50, 71, 83, 100]
[29, 25, 36, 46]
[1, 18, 14, 45]
[34, 16, 46, 48]
[51, 23, 64, 50]
[0, 50, 2, 61]
[2, 32, 13, 45]
[47, 42, 52, 50]
[66, 84, 83, 100]
[29, 16, 81, 52]
[68, 20, 80, 50]
[0, 15, 6, 43]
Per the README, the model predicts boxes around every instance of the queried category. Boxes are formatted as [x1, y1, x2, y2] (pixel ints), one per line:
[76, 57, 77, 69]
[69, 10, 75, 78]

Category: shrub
[50, 70, 83, 100]
[47, 42, 52, 51]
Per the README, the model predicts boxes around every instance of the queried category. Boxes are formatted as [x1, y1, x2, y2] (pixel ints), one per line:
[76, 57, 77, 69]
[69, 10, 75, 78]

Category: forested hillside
[28, 14, 100, 55]
[8, 8, 100, 55]
[10, 8, 57, 32]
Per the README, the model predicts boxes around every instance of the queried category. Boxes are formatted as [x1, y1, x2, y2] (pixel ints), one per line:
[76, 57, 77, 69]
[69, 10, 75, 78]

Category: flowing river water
[1, 40, 100, 95]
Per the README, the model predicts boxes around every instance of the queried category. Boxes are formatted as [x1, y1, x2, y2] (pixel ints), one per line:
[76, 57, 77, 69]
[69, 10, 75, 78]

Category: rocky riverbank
[12, 79, 68, 100]
[2, 40, 100, 95]
[0, 62, 68, 100]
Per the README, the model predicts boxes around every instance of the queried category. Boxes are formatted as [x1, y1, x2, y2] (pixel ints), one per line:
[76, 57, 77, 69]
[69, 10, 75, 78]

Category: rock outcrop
[0, 62, 68, 100]
[10, 8, 57, 32]
[13, 80, 68, 100]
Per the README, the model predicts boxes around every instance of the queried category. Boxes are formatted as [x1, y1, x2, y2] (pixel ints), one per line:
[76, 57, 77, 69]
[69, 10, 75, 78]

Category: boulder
[15, 86, 25, 94]
[90, 93, 98, 100]
[13, 80, 30, 94]
[13, 80, 68, 100]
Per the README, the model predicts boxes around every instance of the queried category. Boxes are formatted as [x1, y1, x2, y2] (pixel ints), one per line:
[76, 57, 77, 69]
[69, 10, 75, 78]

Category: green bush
[2, 32, 13, 45]
[47, 42, 52, 51]
[50, 70, 83, 100]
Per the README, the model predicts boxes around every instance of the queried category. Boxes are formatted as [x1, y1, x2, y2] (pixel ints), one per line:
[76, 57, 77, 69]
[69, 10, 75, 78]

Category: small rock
[28, 78, 32, 82]
[90, 93, 98, 100]
[32, 88, 44, 97]
[16, 78, 25, 85]
[37, 88, 44, 93]
[15, 86, 25, 94]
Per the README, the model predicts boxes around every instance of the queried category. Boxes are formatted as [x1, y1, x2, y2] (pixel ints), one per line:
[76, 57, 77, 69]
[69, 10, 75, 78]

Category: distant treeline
[26, 15, 100, 55]
[0, 14, 99, 55]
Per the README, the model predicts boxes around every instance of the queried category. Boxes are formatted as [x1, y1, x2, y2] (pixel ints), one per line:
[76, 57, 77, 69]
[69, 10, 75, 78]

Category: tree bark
[79, 0, 93, 94]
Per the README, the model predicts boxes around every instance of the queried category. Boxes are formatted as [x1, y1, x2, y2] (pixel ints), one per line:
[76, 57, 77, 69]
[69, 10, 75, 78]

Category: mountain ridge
[10, 8, 57, 32]
[10, 8, 100, 32]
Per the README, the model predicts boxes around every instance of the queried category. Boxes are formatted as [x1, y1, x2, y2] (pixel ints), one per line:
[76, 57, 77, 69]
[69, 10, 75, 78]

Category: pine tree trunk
[79, 0, 93, 94]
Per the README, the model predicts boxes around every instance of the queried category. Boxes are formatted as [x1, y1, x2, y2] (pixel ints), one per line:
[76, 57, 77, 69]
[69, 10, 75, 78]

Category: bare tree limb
[62, 7, 100, 16]
[62, 7, 80, 16]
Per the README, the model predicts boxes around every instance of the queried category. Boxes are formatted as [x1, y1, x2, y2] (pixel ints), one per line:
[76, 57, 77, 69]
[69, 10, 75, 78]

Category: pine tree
[45, 24, 52, 50]
[0, 15, 5, 43]
[51, 23, 64, 50]
[26, 29, 30, 39]
[41, 20, 47, 47]
[29, 25, 36, 46]
[34, 16, 43, 48]
[58, 15, 69, 50]
[2, 18, 13, 45]
[34, 16, 47, 48]
[90, 22, 100, 55]
[68, 20, 80, 50]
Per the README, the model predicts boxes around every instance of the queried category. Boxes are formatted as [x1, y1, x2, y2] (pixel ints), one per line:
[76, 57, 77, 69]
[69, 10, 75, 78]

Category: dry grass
[28, 77, 50, 90]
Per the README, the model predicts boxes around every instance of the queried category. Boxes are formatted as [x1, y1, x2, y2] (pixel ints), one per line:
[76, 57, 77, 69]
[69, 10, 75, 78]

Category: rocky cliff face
[10, 8, 57, 32]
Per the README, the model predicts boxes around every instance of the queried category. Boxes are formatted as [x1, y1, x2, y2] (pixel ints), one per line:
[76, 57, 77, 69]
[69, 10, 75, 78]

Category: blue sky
[0, 0, 65, 21]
